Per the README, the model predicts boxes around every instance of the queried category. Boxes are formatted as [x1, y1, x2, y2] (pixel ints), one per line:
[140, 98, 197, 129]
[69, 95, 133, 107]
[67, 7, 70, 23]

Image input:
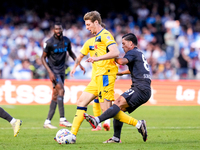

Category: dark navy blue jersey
[124, 47, 151, 90]
[44, 36, 71, 74]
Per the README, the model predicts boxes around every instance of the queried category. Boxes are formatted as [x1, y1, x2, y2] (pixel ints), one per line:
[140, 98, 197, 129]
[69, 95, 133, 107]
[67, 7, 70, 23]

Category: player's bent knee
[113, 98, 122, 106]
[114, 96, 128, 108]
[76, 101, 85, 107]
[55, 87, 64, 96]
[76, 98, 90, 107]
[76, 91, 96, 107]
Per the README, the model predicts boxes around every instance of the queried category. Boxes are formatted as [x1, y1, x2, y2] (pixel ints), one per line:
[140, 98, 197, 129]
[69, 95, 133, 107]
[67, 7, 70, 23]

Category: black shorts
[52, 74, 65, 88]
[121, 86, 151, 114]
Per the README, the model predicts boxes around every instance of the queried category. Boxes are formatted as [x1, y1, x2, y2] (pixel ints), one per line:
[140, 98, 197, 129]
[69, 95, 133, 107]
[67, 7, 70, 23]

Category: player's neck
[54, 34, 63, 40]
[95, 26, 104, 35]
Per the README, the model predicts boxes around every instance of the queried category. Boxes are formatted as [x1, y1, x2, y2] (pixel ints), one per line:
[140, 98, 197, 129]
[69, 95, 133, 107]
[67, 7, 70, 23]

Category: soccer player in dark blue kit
[84, 33, 151, 142]
[41, 22, 85, 129]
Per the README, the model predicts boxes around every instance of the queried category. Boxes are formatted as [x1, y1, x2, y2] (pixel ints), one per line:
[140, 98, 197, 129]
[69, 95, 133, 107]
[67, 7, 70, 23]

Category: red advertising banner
[0, 79, 199, 105]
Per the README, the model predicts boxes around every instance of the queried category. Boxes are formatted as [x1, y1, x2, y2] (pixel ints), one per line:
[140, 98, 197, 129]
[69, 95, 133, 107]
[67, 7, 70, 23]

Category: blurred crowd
[0, 0, 200, 80]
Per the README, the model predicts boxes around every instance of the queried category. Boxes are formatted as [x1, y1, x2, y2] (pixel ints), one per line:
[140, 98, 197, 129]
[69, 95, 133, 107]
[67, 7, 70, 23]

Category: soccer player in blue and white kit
[84, 33, 151, 143]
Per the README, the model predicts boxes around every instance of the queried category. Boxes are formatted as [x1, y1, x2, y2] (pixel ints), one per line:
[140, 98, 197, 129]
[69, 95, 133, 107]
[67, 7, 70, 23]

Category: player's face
[85, 20, 96, 35]
[54, 25, 63, 38]
[122, 39, 132, 53]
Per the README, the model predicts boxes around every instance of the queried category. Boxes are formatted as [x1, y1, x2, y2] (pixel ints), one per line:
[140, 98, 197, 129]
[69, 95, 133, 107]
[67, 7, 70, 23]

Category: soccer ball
[55, 129, 74, 144]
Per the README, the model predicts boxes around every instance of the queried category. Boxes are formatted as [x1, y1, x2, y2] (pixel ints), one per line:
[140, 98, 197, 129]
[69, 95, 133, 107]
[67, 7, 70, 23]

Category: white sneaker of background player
[59, 117, 72, 127]
[43, 119, 57, 129]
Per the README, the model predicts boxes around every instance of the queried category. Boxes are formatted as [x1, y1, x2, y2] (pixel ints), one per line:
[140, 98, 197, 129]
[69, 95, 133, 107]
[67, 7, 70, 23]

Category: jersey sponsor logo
[54, 47, 68, 53]
[95, 36, 101, 42]
[89, 46, 94, 50]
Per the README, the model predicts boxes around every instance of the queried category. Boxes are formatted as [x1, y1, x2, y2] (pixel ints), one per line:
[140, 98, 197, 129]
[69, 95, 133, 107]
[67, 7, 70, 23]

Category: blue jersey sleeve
[124, 50, 136, 63]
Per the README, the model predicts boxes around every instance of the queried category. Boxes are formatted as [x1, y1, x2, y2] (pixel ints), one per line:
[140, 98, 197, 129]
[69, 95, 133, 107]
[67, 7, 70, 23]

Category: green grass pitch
[0, 105, 200, 150]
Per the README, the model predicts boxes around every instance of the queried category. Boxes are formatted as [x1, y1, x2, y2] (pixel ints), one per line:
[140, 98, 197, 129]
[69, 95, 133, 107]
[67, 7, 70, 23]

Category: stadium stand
[0, 0, 200, 80]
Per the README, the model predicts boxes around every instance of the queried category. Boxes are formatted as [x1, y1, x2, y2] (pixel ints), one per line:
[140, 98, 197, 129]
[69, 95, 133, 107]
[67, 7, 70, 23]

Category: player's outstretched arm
[117, 69, 131, 76]
[86, 44, 120, 63]
[115, 57, 129, 65]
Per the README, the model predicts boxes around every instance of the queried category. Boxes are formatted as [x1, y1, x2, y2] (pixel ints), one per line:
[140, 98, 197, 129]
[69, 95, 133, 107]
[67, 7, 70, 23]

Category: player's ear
[130, 41, 133, 47]
[94, 20, 98, 25]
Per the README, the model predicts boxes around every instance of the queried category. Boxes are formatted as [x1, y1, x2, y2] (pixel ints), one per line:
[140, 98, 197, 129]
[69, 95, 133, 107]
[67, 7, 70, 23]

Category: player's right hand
[49, 71, 56, 83]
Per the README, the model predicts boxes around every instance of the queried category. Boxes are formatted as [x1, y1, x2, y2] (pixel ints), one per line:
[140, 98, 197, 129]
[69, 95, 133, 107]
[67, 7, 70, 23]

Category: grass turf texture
[0, 105, 200, 150]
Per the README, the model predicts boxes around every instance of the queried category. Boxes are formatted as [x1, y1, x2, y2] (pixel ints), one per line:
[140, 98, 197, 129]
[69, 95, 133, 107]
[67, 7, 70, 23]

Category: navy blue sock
[0, 107, 13, 122]
[98, 104, 120, 122]
[113, 119, 123, 139]
[57, 96, 64, 118]
[47, 100, 57, 120]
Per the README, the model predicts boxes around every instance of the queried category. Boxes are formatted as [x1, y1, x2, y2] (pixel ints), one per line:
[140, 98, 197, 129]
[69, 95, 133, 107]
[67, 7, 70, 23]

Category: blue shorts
[52, 74, 65, 88]
[121, 86, 151, 113]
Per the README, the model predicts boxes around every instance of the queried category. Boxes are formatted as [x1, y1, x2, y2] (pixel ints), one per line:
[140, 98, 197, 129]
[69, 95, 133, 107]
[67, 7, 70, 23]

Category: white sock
[104, 119, 110, 126]
[10, 118, 16, 125]
[60, 117, 66, 122]
[112, 136, 120, 141]
[135, 120, 141, 129]
[44, 119, 51, 124]
[95, 117, 100, 124]
[98, 123, 102, 127]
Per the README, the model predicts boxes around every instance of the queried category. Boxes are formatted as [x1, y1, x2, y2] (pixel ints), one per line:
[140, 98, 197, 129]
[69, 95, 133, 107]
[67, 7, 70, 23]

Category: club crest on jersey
[95, 36, 101, 42]
[94, 44, 98, 49]
[53, 44, 57, 47]
[64, 42, 68, 46]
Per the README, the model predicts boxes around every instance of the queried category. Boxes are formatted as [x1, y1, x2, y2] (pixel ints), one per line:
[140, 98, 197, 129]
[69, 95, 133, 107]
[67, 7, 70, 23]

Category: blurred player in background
[0, 107, 22, 137]
[84, 33, 151, 143]
[69, 10, 120, 143]
[70, 23, 111, 131]
[41, 22, 85, 129]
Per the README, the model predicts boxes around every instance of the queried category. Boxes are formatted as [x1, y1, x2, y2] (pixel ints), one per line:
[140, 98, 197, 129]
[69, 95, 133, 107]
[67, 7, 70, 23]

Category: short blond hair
[83, 11, 102, 24]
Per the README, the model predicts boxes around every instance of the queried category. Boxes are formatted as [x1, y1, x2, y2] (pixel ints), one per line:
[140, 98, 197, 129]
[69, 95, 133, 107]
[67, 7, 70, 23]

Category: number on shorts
[98, 91, 102, 99]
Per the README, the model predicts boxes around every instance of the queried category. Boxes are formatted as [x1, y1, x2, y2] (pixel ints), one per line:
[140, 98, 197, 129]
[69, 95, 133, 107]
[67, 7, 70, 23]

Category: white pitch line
[147, 126, 200, 129]
[0, 126, 200, 130]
